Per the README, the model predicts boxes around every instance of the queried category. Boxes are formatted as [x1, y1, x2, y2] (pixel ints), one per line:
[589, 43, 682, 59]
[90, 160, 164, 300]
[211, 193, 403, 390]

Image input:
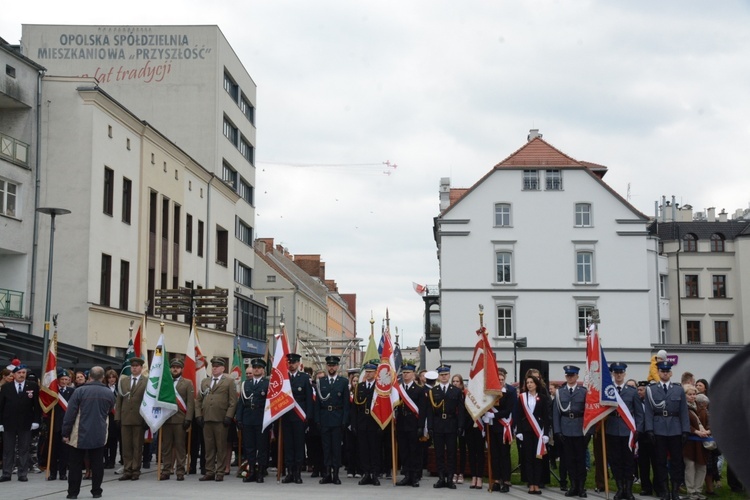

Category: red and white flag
[412, 282, 427, 296]
[263, 326, 304, 431]
[184, 320, 207, 396]
[465, 326, 503, 420]
[371, 323, 399, 429]
[40, 332, 60, 413]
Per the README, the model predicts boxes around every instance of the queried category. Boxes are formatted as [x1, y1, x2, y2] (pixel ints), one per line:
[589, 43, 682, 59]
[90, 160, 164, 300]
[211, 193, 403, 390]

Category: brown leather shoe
[118, 475, 133, 481]
[198, 475, 215, 481]
[131, 476, 140, 481]
[160, 474, 170, 480]
[176, 475, 185, 481]
[215, 476, 224, 482]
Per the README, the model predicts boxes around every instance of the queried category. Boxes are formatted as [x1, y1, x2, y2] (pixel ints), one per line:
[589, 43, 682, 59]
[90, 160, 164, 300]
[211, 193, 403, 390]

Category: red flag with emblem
[40, 332, 60, 413]
[370, 323, 399, 429]
[465, 325, 503, 420]
[263, 325, 304, 431]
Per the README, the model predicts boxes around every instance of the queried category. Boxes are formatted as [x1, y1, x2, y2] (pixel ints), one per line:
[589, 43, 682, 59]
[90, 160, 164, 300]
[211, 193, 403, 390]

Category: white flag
[139, 334, 178, 433]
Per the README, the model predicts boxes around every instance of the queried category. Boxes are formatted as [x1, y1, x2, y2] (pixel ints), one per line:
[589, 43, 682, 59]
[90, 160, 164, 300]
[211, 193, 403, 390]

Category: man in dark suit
[490, 368, 518, 492]
[644, 361, 690, 500]
[553, 365, 589, 498]
[605, 363, 644, 500]
[237, 358, 269, 483]
[0, 364, 40, 482]
[315, 355, 350, 485]
[281, 353, 313, 484]
[427, 364, 465, 489]
[395, 362, 426, 487]
[352, 360, 383, 486]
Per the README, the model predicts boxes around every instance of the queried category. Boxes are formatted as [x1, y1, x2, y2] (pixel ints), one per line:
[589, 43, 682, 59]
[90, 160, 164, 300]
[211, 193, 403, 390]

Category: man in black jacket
[395, 362, 426, 487]
[237, 358, 269, 483]
[0, 364, 40, 482]
[427, 364, 465, 489]
[62, 366, 115, 499]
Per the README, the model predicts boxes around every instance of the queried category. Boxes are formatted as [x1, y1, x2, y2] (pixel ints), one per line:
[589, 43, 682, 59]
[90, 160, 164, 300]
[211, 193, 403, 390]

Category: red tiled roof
[494, 137, 586, 168]
[449, 188, 468, 206]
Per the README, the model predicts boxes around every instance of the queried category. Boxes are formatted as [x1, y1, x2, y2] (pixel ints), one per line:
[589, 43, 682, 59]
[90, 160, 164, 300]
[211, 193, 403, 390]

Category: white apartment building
[433, 131, 659, 381]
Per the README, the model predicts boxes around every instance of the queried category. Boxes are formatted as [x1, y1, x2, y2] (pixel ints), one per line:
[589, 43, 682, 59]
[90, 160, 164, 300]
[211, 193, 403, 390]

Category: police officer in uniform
[644, 361, 690, 500]
[352, 360, 383, 485]
[395, 362, 426, 487]
[115, 356, 147, 481]
[636, 381, 657, 496]
[282, 353, 313, 484]
[159, 359, 194, 481]
[427, 364, 465, 489]
[237, 358, 269, 483]
[553, 365, 589, 498]
[605, 363, 644, 500]
[196, 357, 236, 482]
[315, 355, 350, 485]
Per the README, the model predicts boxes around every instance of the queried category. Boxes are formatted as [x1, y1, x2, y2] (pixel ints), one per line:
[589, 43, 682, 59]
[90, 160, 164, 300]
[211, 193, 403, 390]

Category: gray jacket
[644, 383, 689, 436]
[605, 384, 644, 436]
[553, 385, 587, 436]
[62, 381, 116, 449]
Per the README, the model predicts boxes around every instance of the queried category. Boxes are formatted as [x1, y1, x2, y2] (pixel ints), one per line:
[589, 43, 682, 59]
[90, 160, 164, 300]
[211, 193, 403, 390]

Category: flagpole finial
[53, 313, 59, 328]
[370, 312, 374, 325]
[478, 304, 485, 328]
[160, 321, 165, 332]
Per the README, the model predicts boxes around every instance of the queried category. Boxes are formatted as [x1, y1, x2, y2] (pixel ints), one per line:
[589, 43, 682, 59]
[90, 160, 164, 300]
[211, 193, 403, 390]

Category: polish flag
[184, 320, 207, 396]
[263, 325, 303, 431]
[412, 282, 427, 296]
[40, 332, 60, 413]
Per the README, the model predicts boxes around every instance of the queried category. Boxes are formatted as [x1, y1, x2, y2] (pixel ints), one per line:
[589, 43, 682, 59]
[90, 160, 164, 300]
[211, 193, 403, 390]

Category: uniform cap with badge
[210, 357, 226, 367]
[609, 362, 627, 373]
[250, 358, 266, 368]
[325, 355, 340, 366]
[563, 365, 580, 375]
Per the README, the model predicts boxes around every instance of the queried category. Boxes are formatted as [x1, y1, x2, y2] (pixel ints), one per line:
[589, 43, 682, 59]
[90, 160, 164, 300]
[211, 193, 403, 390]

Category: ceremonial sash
[500, 415, 513, 444]
[396, 383, 419, 417]
[176, 390, 187, 414]
[614, 391, 637, 451]
[521, 393, 547, 458]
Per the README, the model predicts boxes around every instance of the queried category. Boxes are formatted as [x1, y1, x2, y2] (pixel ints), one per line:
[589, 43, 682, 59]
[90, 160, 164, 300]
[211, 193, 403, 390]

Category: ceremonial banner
[583, 324, 618, 434]
[184, 320, 207, 396]
[230, 335, 244, 396]
[140, 334, 178, 433]
[465, 326, 503, 420]
[371, 325, 399, 429]
[360, 330, 379, 378]
[262, 326, 300, 431]
[40, 332, 60, 413]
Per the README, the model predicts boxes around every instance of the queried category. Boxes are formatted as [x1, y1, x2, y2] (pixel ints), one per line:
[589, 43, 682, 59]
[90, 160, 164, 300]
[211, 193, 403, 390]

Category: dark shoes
[118, 474, 132, 481]
[160, 474, 170, 480]
[198, 474, 215, 481]
[18, 477, 28, 482]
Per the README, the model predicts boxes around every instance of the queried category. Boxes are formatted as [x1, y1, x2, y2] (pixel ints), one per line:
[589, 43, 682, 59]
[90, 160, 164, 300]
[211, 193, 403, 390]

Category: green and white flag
[139, 334, 177, 433]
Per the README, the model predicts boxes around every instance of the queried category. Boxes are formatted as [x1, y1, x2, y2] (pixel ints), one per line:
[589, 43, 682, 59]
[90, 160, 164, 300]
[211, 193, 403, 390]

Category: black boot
[625, 479, 636, 500]
[566, 484, 579, 497]
[412, 472, 420, 487]
[671, 485, 682, 500]
[371, 472, 381, 486]
[397, 472, 411, 486]
[294, 466, 303, 484]
[281, 466, 294, 484]
[242, 464, 256, 483]
[319, 467, 332, 484]
[333, 468, 341, 485]
[614, 479, 624, 500]
[578, 481, 588, 498]
[446, 475, 456, 490]
[434, 474, 446, 488]
[359, 473, 372, 485]
[256, 465, 265, 483]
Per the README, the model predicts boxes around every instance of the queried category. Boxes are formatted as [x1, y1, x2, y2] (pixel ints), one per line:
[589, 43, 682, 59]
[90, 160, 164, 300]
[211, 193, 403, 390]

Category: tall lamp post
[36, 207, 71, 363]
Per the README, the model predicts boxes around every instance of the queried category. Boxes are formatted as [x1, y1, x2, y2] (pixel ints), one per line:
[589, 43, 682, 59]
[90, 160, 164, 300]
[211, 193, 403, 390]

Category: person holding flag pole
[158, 357, 194, 481]
[184, 317, 207, 476]
[39, 315, 63, 480]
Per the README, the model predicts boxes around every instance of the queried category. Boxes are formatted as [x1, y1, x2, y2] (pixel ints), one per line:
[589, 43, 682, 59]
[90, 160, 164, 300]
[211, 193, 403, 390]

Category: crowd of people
[0, 351, 745, 499]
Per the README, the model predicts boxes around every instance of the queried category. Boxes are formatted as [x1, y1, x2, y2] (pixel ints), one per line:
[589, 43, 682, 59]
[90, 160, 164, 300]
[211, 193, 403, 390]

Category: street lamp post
[36, 207, 71, 363]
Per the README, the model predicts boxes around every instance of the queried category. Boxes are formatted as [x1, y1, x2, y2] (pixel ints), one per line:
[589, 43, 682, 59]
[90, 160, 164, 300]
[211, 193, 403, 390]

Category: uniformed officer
[237, 358, 269, 483]
[115, 356, 147, 481]
[605, 363, 644, 500]
[553, 365, 589, 498]
[196, 357, 237, 482]
[315, 355, 350, 485]
[490, 368, 517, 492]
[48, 370, 75, 481]
[352, 360, 383, 486]
[644, 361, 690, 500]
[427, 364, 465, 489]
[281, 353, 313, 484]
[395, 362, 426, 487]
[159, 359, 194, 481]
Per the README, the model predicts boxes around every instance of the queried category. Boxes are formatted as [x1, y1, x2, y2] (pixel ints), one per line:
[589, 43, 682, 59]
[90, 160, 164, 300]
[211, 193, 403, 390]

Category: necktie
[212, 377, 219, 388]
[18, 383, 22, 394]
[569, 387, 573, 395]
[443, 385, 447, 394]
[617, 386, 622, 394]
[330, 378, 334, 385]
[131, 377, 136, 390]
[663, 384, 668, 392]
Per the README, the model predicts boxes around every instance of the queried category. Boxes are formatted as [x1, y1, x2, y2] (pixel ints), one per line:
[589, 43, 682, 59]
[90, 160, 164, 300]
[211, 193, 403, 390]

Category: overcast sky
[4, 1, 749, 349]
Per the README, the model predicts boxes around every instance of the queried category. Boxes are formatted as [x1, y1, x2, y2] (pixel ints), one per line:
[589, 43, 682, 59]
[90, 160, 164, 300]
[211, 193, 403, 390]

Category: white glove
[542, 435, 549, 444]
[516, 433, 523, 441]
[31, 423, 40, 431]
[0, 425, 4, 433]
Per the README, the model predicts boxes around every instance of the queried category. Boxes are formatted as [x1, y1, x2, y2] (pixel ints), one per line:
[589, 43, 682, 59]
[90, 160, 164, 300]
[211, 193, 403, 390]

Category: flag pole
[478, 306, 494, 492]
[44, 319, 59, 479]
[157, 319, 164, 480]
[385, 309, 397, 485]
[276, 423, 284, 482]
[601, 420, 609, 499]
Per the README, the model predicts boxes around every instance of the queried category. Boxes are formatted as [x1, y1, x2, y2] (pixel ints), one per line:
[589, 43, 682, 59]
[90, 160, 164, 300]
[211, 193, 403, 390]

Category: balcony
[0, 133, 30, 167]
[0, 288, 24, 318]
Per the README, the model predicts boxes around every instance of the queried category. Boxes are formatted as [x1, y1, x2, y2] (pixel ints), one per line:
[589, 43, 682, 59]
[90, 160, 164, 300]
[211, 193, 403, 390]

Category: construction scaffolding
[296, 333, 363, 372]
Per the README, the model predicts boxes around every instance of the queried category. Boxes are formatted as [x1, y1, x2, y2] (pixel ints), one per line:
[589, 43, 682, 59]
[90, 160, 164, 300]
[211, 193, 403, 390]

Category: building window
[239, 137, 254, 164]
[103, 167, 114, 216]
[683, 233, 698, 252]
[710, 233, 725, 252]
[122, 177, 132, 224]
[186, 214, 193, 253]
[223, 117, 238, 146]
[173, 205, 181, 244]
[660, 320, 669, 344]
[712, 275, 726, 298]
[6, 64, 16, 78]
[267, 275, 276, 283]
[119, 260, 130, 311]
[545, 170, 562, 190]
[497, 306, 512, 338]
[223, 71, 239, 101]
[100, 254, 112, 306]
[240, 95, 255, 125]
[235, 260, 252, 287]
[684, 274, 699, 298]
[714, 321, 729, 344]
[239, 178, 254, 205]
[222, 162, 237, 188]
[522, 170, 539, 190]
[161, 197, 170, 239]
[0, 179, 18, 218]
[575, 203, 591, 227]
[578, 305, 596, 336]
[236, 216, 253, 246]
[576, 251, 593, 284]
[216, 226, 228, 266]
[686, 320, 701, 343]
[494, 203, 511, 227]
[197, 220, 204, 257]
[659, 275, 668, 298]
[495, 252, 512, 283]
